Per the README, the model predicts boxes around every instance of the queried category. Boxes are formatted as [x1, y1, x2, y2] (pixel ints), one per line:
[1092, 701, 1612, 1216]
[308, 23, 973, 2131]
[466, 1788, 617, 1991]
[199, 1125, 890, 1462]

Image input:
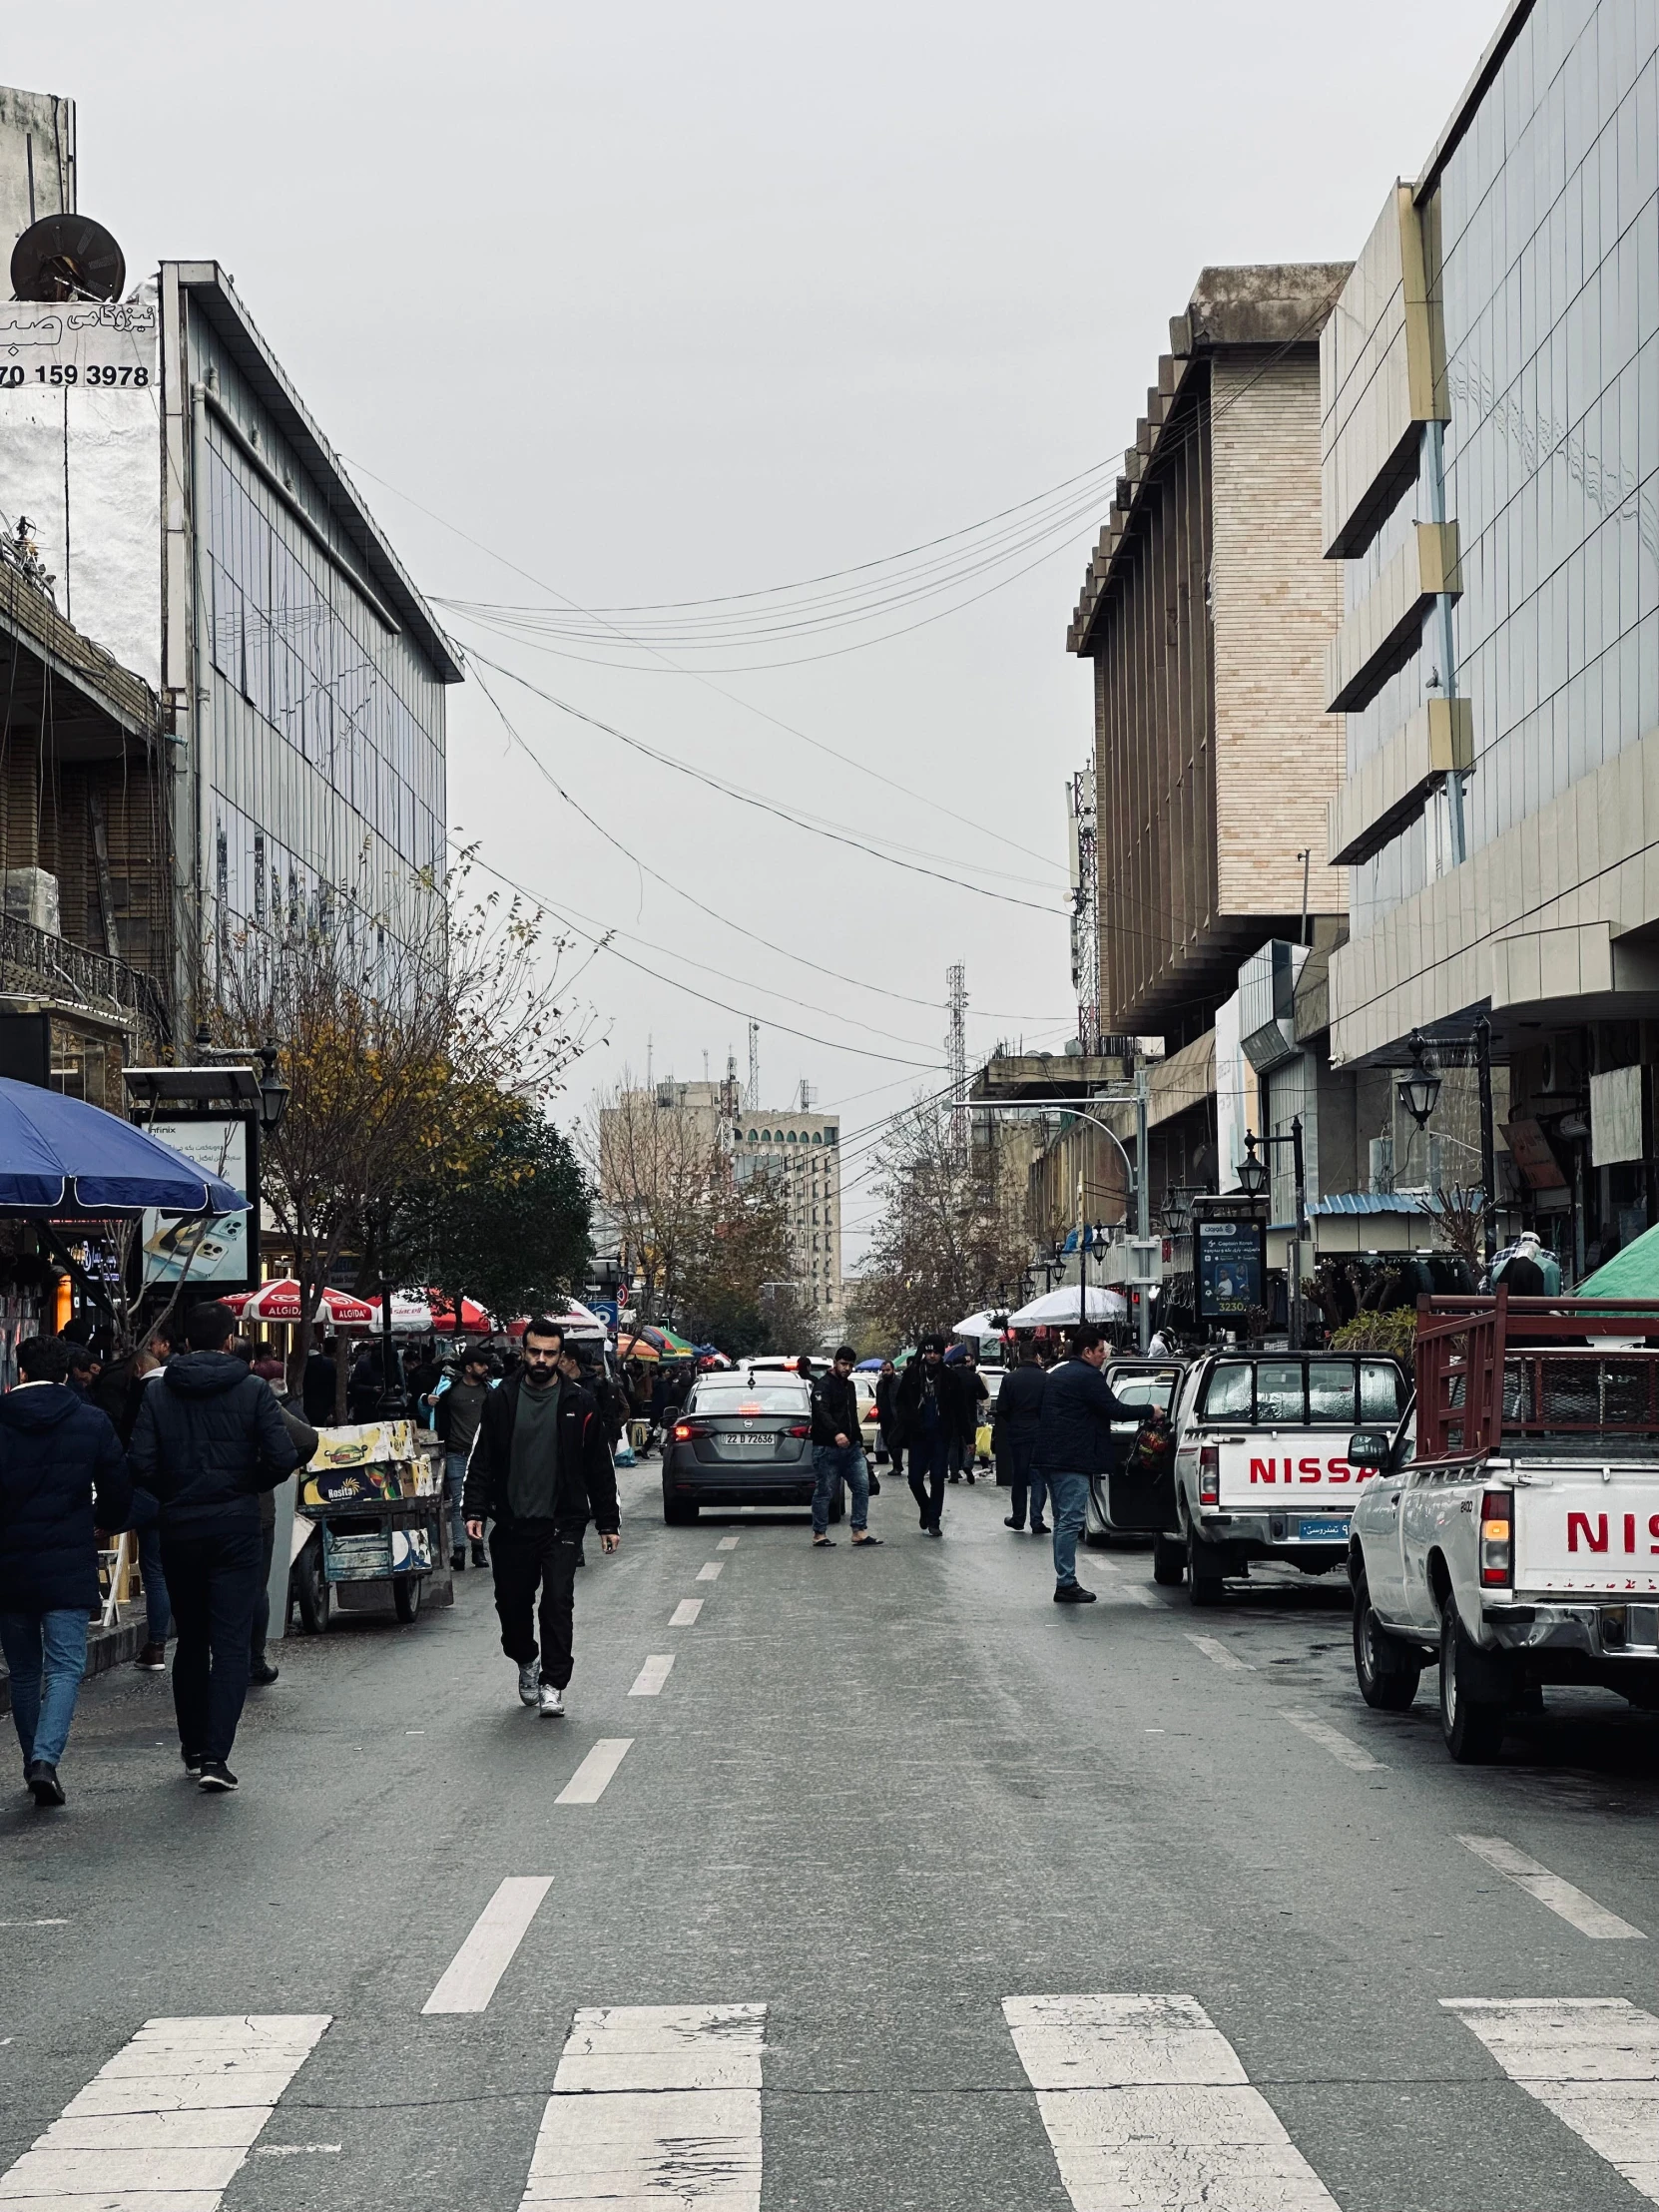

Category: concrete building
[731, 1107, 843, 1322]
[0, 84, 457, 1042]
[1323, 0, 1659, 1275]
[1068, 264, 1353, 1048]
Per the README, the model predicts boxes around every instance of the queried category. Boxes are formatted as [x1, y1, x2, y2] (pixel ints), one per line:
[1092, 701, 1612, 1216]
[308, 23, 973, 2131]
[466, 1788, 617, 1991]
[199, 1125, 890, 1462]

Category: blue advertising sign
[1191, 1197, 1268, 1326]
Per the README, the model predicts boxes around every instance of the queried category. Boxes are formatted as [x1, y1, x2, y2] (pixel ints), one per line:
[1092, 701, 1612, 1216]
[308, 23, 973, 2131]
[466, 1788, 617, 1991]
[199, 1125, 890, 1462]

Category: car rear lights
[673, 1419, 712, 1441]
[1479, 1487, 1513, 1588]
[1198, 1444, 1220, 1507]
[786, 1422, 811, 1437]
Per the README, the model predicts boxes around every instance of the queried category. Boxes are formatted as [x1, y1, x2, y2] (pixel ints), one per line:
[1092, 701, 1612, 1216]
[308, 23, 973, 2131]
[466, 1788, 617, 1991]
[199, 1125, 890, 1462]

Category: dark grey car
[662, 1375, 835, 1525]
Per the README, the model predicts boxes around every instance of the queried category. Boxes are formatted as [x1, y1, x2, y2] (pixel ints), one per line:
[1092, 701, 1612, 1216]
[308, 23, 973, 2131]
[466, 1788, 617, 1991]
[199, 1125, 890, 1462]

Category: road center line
[696, 1560, 724, 1581]
[422, 1877, 554, 2014]
[1457, 1836, 1647, 1939]
[717, 1535, 740, 1550]
[1445, 1998, 1659, 2197]
[1280, 1710, 1385, 1772]
[629, 1654, 675, 1697]
[0, 2012, 331, 2207]
[522, 2003, 767, 2210]
[1186, 1634, 1254, 1671]
[556, 1739, 635, 1805]
[670, 1598, 703, 1626]
[1004, 1992, 1339, 2209]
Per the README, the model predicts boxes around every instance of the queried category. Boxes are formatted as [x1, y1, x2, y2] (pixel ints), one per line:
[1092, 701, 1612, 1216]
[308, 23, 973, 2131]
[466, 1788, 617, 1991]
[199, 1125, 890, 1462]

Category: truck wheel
[1152, 1532, 1185, 1586]
[1353, 1571, 1420, 1710]
[1439, 1598, 1506, 1763]
[1188, 1524, 1225, 1607]
[393, 1574, 422, 1624]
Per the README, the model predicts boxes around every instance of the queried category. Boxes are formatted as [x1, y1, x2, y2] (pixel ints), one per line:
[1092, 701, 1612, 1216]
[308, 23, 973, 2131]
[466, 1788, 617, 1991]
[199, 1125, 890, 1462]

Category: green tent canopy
[1577, 1223, 1659, 1300]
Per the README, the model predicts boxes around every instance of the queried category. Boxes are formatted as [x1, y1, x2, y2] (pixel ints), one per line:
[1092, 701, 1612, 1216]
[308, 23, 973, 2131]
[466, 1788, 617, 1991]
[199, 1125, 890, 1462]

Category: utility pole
[748, 1020, 760, 1111]
[946, 963, 967, 1163]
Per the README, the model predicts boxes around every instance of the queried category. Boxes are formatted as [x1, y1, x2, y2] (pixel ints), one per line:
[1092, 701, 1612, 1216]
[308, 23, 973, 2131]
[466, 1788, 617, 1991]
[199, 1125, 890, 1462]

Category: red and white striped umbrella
[222, 1279, 376, 1327]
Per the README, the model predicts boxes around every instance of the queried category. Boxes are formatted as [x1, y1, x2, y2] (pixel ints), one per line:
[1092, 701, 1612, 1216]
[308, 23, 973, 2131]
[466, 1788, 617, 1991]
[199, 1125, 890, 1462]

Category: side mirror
[1347, 1429, 1392, 1471]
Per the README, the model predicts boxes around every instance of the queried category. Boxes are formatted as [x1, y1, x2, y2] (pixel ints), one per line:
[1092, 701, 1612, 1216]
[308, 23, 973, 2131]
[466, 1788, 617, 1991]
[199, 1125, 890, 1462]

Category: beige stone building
[1069, 265, 1353, 1045]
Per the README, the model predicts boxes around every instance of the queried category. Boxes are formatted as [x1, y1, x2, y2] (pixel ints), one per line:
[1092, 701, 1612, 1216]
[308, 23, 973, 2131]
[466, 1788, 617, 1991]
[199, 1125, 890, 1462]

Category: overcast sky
[16, 0, 1502, 1253]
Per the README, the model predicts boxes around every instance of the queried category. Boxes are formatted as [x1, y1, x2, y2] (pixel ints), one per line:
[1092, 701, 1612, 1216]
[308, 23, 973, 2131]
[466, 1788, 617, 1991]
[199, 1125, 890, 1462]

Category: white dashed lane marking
[696, 1560, 724, 1582]
[1185, 1633, 1254, 1671]
[422, 1877, 554, 2013]
[0, 2013, 331, 2207]
[1457, 1836, 1647, 1939]
[629, 1654, 675, 1697]
[717, 1535, 740, 1550]
[1280, 1709, 1385, 1772]
[1004, 1992, 1339, 2209]
[518, 2003, 766, 2210]
[556, 1739, 635, 1805]
[1445, 1998, 1659, 2199]
[670, 1599, 703, 1626]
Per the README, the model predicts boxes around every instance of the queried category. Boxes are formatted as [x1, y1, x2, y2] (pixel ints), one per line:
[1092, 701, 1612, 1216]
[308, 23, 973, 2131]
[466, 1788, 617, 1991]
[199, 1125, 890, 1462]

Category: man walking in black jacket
[0, 1336, 131, 1806]
[1035, 1325, 1145, 1603]
[809, 1347, 879, 1548]
[994, 1343, 1048, 1531]
[896, 1338, 952, 1536]
[463, 1316, 619, 1718]
[129, 1301, 301, 1790]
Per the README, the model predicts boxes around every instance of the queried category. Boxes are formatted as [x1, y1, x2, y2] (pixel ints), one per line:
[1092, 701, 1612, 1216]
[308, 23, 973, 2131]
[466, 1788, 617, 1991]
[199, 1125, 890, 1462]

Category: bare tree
[584, 1075, 724, 1325]
[1433, 1183, 1488, 1279]
[859, 1093, 1031, 1346]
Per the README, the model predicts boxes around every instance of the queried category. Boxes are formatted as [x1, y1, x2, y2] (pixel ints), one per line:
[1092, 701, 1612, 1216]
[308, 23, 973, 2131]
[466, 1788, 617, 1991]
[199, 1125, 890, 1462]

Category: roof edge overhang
[169, 263, 464, 685]
[1413, 0, 1536, 204]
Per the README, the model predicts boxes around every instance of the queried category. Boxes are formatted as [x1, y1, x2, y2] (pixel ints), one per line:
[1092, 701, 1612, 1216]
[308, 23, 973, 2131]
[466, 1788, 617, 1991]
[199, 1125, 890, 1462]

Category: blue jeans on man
[1027, 1469, 1050, 1529]
[132, 1488, 171, 1644]
[1048, 1471, 1090, 1589]
[444, 1450, 469, 1554]
[0, 1609, 89, 1773]
[813, 1442, 869, 1536]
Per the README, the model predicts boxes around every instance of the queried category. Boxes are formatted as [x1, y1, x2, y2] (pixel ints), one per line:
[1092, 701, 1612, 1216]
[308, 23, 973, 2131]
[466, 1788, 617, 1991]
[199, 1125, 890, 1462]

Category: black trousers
[879, 1426, 904, 1479]
[250, 1514, 276, 1661]
[1002, 1439, 1037, 1526]
[907, 1433, 950, 1528]
[161, 1518, 265, 1764]
[490, 1520, 582, 1689]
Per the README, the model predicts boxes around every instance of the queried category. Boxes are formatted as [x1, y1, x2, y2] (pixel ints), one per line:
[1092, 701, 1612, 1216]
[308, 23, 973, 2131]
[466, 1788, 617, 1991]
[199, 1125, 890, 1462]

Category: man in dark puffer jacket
[0, 1334, 131, 1807]
[130, 1301, 299, 1793]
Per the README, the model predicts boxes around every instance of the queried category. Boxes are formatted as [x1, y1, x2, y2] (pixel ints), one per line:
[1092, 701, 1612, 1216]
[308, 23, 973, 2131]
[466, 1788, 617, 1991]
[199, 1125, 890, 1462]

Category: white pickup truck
[1159, 1351, 1410, 1602]
[1348, 1293, 1659, 1762]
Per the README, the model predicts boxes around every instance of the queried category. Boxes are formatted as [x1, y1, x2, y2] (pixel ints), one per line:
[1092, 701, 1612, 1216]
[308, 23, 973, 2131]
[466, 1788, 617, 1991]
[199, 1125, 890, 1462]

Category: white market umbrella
[952, 1309, 1005, 1338]
[1006, 1284, 1126, 1328]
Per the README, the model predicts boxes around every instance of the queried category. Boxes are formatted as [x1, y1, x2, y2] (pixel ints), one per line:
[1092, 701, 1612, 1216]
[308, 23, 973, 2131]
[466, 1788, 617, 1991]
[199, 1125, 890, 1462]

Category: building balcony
[1325, 522, 1459, 713]
[1328, 698, 1474, 864]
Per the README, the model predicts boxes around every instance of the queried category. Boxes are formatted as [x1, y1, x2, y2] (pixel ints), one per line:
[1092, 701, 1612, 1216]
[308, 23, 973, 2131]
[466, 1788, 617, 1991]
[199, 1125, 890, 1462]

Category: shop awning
[0, 1078, 246, 1215]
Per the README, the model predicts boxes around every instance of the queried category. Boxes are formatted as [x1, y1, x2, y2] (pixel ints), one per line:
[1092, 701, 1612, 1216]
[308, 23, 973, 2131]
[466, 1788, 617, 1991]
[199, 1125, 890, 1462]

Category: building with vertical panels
[1324, 0, 1659, 1276]
[1068, 266, 1353, 1048]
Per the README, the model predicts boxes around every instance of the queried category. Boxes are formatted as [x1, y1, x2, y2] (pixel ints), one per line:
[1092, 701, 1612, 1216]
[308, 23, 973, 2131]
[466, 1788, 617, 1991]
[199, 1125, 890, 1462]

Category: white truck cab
[1349, 1292, 1659, 1761]
[1159, 1350, 1409, 1602]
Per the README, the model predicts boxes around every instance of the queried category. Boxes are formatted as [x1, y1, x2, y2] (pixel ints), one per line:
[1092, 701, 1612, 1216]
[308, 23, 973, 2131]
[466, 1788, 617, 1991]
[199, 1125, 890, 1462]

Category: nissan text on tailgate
[1348, 1291, 1659, 1762]
[1164, 1352, 1409, 1604]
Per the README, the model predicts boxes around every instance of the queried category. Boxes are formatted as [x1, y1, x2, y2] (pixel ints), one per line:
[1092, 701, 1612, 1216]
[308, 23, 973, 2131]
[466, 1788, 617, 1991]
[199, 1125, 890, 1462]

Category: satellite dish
[10, 214, 127, 304]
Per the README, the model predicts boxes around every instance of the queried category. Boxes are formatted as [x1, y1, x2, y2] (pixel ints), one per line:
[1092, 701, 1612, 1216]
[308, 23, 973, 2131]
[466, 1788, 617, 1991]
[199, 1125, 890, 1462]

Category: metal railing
[0, 910, 171, 1044]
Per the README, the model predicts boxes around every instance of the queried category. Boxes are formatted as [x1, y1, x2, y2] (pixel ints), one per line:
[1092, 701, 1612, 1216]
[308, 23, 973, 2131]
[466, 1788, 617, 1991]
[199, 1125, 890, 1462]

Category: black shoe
[470, 1541, 488, 1567]
[1004, 1515, 1023, 1529]
[181, 1749, 205, 1777]
[1031, 1521, 1051, 1535]
[25, 1761, 63, 1807]
[947, 1473, 961, 1483]
[965, 1472, 976, 1483]
[1053, 1583, 1097, 1604]
[450, 1548, 465, 1571]
[923, 1523, 942, 1538]
[198, 1760, 239, 1792]
[249, 1658, 278, 1687]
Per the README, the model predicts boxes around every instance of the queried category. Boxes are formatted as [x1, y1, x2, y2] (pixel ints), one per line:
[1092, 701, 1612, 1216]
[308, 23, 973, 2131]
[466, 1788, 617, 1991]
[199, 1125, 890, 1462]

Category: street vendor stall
[288, 1416, 444, 1630]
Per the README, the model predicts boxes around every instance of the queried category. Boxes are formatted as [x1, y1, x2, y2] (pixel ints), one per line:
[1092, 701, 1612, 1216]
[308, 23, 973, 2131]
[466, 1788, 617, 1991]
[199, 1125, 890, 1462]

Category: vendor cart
[288, 1418, 443, 1630]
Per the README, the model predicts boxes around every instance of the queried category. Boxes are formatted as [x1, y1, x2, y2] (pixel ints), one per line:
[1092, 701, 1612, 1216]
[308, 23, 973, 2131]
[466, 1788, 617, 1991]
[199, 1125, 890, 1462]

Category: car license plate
[728, 1432, 776, 1448]
[1299, 1515, 1348, 1541]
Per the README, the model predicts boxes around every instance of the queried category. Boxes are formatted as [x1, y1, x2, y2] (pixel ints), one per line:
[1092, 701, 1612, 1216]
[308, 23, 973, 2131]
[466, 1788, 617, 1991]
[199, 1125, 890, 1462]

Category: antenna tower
[945, 963, 968, 1162]
[1068, 766, 1101, 1054]
[748, 1020, 760, 1109]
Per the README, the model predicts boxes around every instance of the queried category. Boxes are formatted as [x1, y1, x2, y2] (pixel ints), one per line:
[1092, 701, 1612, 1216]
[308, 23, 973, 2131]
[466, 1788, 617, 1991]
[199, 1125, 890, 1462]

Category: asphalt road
[6, 1461, 1659, 2210]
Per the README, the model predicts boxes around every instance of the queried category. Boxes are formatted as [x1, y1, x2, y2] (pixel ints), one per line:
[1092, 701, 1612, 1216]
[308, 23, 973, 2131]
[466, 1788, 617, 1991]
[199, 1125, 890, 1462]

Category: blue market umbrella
[0, 1079, 248, 1215]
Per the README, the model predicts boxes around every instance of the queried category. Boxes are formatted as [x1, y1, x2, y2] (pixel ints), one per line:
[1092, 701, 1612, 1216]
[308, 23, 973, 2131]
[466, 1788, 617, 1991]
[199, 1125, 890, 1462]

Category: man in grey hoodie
[129, 1302, 299, 1792]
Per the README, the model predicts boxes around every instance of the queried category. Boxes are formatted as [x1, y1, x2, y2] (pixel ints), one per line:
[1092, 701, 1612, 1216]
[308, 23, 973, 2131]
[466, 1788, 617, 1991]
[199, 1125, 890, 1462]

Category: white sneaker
[538, 1682, 565, 1718]
[517, 1658, 540, 1707]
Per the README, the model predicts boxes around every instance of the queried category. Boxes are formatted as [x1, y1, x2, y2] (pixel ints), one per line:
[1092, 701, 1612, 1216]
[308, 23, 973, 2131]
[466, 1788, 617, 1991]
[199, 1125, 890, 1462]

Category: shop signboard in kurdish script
[1191, 1198, 1268, 1327]
[141, 1119, 254, 1290]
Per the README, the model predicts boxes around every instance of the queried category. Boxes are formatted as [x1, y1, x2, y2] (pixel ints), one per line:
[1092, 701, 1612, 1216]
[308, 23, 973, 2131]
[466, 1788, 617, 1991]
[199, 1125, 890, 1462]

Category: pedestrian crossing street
[10, 1991, 1659, 2209]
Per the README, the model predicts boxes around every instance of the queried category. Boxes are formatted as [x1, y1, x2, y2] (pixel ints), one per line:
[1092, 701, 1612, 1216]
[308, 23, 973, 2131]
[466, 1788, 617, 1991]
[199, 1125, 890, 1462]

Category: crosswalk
[12, 1991, 1659, 2209]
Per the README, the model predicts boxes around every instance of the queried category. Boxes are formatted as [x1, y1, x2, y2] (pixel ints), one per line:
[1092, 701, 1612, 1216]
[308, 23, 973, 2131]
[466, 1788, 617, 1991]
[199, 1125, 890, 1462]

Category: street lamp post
[1240, 1122, 1309, 1349]
[1397, 1018, 1497, 1268]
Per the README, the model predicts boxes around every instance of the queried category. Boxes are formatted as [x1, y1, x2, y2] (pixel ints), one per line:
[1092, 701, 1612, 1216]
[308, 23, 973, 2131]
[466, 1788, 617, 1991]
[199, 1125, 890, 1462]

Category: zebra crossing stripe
[1444, 1997, 1659, 2201]
[520, 2003, 766, 2208]
[422, 1877, 554, 2013]
[0, 2012, 329, 2208]
[1456, 1836, 1646, 1939]
[1003, 1993, 1340, 2210]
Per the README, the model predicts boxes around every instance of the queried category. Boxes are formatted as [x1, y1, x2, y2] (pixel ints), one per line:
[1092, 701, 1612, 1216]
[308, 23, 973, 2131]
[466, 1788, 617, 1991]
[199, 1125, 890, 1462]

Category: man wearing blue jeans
[809, 1347, 879, 1548]
[1034, 1325, 1144, 1604]
[433, 1349, 493, 1569]
[0, 1335, 131, 1807]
